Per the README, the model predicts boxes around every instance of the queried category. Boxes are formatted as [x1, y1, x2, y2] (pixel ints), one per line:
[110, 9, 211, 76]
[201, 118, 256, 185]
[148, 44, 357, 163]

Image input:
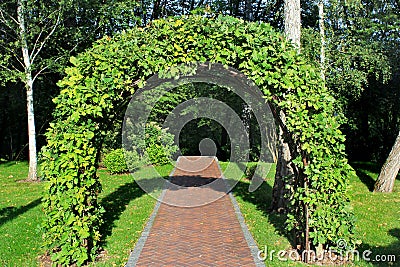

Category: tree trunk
[318, 0, 326, 82]
[254, 0, 263, 21]
[245, 0, 253, 21]
[18, 0, 38, 181]
[374, 131, 400, 192]
[234, 0, 240, 17]
[284, 0, 301, 48]
[266, 126, 277, 163]
[151, 0, 161, 21]
[270, 112, 295, 212]
[25, 77, 37, 181]
[270, 0, 301, 212]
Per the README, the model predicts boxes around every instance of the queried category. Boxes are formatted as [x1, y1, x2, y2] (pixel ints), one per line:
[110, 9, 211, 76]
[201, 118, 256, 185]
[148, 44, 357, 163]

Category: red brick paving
[135, 156, 256, 266]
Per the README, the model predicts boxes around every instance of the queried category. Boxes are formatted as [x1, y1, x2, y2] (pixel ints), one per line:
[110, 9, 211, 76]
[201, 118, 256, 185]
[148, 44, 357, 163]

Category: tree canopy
[1, 0, 398, 167]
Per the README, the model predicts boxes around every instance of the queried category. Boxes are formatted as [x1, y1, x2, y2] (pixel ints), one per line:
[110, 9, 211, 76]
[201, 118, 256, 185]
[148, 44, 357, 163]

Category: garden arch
[41, 15, 356, 265]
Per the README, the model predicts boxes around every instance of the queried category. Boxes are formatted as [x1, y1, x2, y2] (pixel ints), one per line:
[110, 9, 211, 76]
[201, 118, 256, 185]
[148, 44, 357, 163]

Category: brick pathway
[127, 156, 262, 266]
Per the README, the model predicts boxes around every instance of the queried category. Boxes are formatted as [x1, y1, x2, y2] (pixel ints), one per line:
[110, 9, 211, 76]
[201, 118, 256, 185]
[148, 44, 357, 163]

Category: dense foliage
[146, 82, 263, 161]
[103, 149, 128, 174]
[123, 122, 178, 166]
[142, 122, 178, 165]
[1, 1, 398, 166]
[301, 0, 400, 162]
[41, 15, 356, 265]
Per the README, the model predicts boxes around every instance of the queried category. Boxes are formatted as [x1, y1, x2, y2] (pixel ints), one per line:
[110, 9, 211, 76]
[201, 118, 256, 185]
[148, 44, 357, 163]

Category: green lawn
[0, 162, 173, 266]
[0, 161, 44, 267]
[349, 162, 400, 267]
[223, 161, 400, 267]
[0, 161, 399, 266]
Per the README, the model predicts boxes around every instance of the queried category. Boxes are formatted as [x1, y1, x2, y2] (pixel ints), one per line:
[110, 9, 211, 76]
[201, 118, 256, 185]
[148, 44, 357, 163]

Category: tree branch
[29, 7, 62, 59]
[30, 9, 61, 65]
[32, 66, 49, 82]
[0, 8, 18, 26]
[0, 42, 24, 69]
[30, 27, 44, 59]
[32, 36, 83, 82]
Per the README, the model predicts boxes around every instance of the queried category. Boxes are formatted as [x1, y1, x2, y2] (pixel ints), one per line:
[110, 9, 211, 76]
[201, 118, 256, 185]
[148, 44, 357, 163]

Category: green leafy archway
[41, 15, 356, 265]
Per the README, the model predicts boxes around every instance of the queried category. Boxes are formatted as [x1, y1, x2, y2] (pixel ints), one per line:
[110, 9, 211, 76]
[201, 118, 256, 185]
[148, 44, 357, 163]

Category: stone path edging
[126, 157, 264, 266]
[214, 158, 265, 267]
[125, 157, 182, 267]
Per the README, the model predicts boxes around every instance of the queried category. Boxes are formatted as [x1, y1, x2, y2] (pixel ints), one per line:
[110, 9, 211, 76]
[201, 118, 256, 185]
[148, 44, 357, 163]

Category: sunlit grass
[0, 162, 173, 266]
[225, 161, 400, 266]
[0, 161, 44, 267]
[349, 162, 400, 267]
[0, 161, 398, 266]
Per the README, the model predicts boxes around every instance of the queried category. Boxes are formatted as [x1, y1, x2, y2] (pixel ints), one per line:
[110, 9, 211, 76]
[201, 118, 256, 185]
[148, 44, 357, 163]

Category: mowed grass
[349, 162, 400, 266]
[220, 162, 305, 266]
[0, 162, 173, 266]
[0, 161, 399, 266]
[221, 161, 400, 267]
[0, 161, 44, 267]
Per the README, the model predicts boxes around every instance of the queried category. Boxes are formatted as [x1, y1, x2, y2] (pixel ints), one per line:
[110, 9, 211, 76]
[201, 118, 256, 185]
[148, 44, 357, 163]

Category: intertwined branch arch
[41, 15, 356, 265]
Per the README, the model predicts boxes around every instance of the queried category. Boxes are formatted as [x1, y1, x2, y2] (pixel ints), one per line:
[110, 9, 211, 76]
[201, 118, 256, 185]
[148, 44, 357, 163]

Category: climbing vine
[41, 15, 356, 265]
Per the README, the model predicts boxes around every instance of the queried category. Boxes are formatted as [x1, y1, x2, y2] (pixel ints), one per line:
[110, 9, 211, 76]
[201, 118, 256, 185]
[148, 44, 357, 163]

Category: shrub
[103, 149, 143, 174]
[103, 149, 127, 174]
[140, 122, 178, 166]
[245, 163, 257, 179]
[125, 149, 142, 170]
[244, 163, 270, 180]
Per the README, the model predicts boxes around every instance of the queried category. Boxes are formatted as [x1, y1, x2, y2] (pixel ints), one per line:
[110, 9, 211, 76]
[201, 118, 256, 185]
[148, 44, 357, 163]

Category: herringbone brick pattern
[135, 156, 256, 266]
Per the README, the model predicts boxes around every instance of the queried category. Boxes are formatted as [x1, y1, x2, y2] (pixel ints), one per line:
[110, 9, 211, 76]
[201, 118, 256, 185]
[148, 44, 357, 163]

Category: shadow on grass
[355, 169, 376, 192]
[351, 162, 381, 173]
[351, 162, 378, 191]
[233, 179, 293, 245]
[0, 161, 22, 167]
[230, 162, 293, 245]
[99, 182, 146, 245]
[0, 198, 41, 227]
[351, 162, 400, 192]
[358, 228, 400, 266]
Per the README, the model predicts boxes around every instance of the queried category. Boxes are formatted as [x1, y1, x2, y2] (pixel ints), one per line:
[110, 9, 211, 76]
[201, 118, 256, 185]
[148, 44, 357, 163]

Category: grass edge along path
[0, 161, 399, 266]
[224, 162, 400, 267]
[0, 162, 173, 267]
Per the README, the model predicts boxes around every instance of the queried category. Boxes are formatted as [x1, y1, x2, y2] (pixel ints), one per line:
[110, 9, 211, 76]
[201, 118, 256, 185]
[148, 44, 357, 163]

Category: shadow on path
[169, 175, 217, 187]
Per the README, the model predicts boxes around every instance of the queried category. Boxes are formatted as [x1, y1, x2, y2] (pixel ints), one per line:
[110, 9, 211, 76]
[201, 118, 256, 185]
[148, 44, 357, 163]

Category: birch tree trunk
[270, 0, 300, 212]
[374, 131, 400, 192]
[17, 0, 38, 181]
[319, 0, 326, 82]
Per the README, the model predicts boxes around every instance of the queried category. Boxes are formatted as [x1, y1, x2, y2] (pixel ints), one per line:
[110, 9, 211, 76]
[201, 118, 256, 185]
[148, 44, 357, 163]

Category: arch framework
[41, 15, 356, 265]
